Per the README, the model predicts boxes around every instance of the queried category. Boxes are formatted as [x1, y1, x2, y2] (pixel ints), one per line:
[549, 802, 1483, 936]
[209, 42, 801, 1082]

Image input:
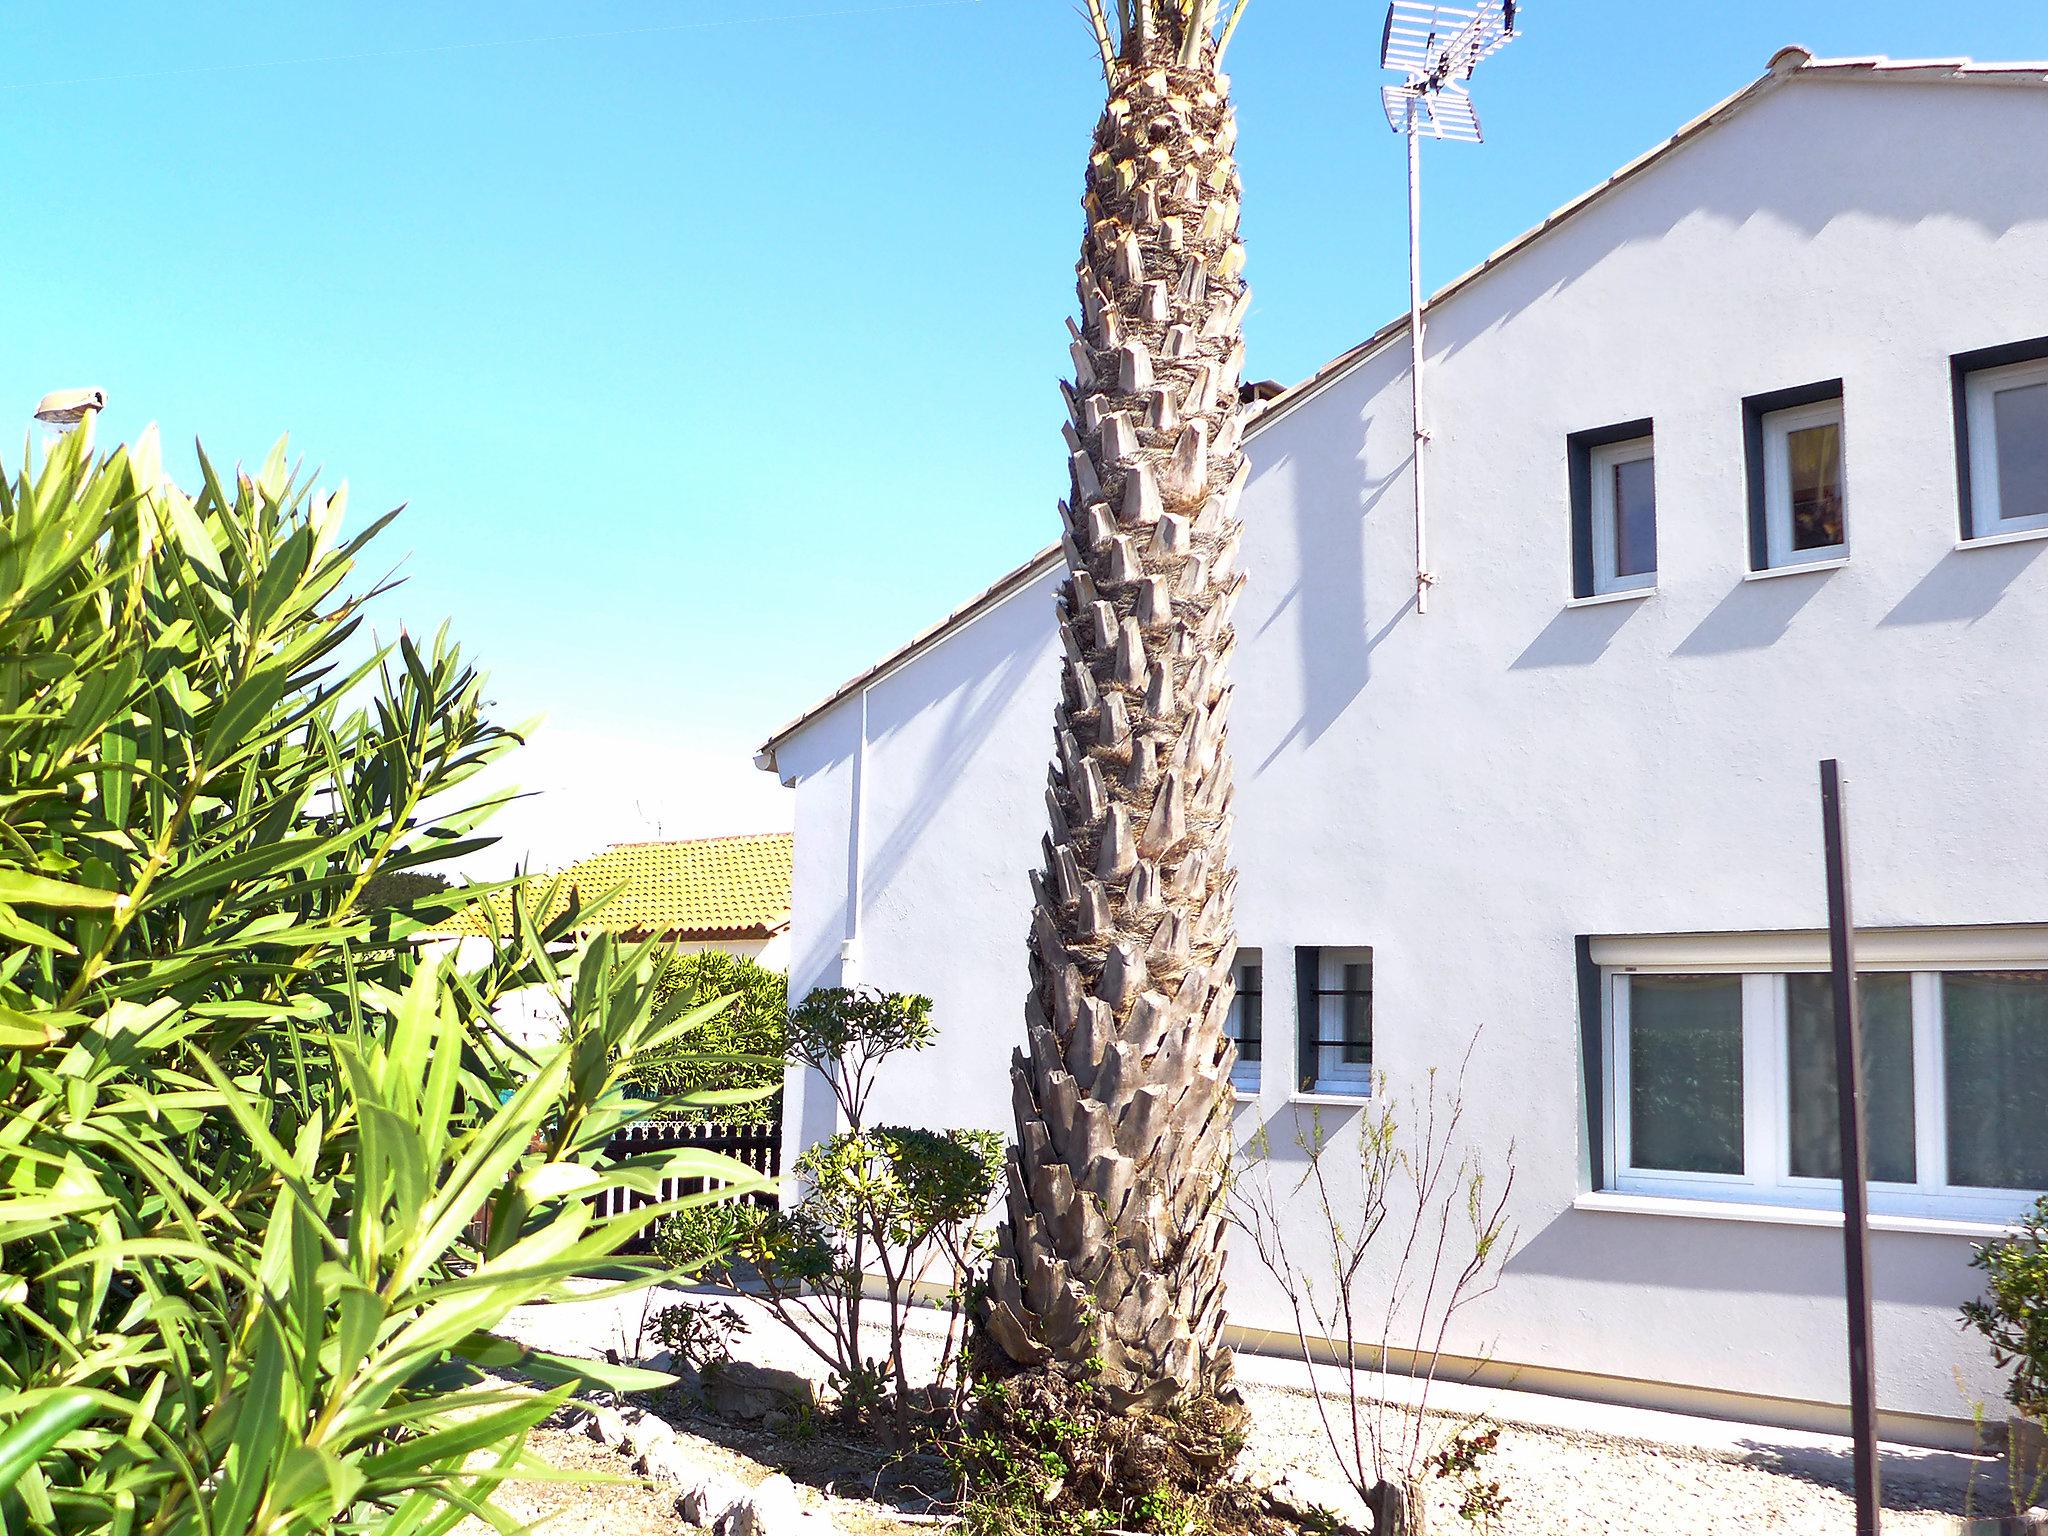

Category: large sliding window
[1605, 956, 2048, 1221]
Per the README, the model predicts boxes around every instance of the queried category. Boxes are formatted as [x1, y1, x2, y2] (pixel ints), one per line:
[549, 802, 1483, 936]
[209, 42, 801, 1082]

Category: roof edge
[754, 540, 1062, 781]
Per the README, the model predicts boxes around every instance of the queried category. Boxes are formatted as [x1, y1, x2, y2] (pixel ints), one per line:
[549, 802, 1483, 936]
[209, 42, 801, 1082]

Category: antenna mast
[1379, 1, 1520, 613]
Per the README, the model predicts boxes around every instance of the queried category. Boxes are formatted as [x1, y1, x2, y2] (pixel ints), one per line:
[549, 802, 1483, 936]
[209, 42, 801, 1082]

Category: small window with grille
[1296, 946, 1373, 1095]
[1224, 949, 1262, 1092]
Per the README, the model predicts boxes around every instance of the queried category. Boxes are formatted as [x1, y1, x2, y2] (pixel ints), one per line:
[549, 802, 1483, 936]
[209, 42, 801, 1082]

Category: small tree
[669, 986, 1001, 1440]
[1232, 1048, 1516, 1536]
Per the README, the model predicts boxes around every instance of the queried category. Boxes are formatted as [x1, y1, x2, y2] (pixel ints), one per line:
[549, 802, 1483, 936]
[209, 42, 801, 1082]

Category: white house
[755, 51, 2048, 1446]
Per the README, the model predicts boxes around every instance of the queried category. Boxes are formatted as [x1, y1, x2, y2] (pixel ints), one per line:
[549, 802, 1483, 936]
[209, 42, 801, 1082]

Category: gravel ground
[502, 1284, 2020, 1534]
[1236, 1380, 2009, 1535]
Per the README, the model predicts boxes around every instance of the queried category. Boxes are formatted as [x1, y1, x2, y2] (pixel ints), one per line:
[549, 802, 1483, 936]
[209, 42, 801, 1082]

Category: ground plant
[1232, 1047, 1516, 1536]
[663, 986, 1001, 1440]
[647, 1299, 752, 1372]
[1963, 1193, 2048, 1510]
[1965, 1195, 2048, 1421]
[0, 425, 763, 1534]
[948, 1372, 1255, 1536]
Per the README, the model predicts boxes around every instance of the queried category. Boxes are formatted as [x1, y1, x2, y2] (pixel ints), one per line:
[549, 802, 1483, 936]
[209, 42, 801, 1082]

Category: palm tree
[985, 0, 1253, 1415]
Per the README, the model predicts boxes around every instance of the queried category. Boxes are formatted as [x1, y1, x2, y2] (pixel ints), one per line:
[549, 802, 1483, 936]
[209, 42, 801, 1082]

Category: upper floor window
[1763, 399, 1847, 565]
[1598, 938, 2048, 1221]
[1567, 419, 1656, 600]
[1225, 949, 1262, 1093]
[1744, 380, 1847, 571]
[1297, 945, 1373, 1095]
[1960, 349, 2048, 538]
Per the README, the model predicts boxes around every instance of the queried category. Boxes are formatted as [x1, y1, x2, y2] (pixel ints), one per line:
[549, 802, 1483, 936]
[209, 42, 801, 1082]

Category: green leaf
[0, 870, 122, 909]
[0, 1389, 96, 1487]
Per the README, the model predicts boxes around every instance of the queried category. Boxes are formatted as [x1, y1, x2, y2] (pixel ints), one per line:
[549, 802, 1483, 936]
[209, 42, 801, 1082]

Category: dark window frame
[1565, 417, 1656, 599]
[1294, 945, 1373, 1094]
[1229, 955, 1263, 1064]
[1742, 378, 1845, 571]
[1952, 334, 2048, 541]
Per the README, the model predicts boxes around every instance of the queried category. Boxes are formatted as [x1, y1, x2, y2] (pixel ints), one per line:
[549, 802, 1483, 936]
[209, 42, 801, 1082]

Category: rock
[705, 1360, 819, 1422]
[679, 1474, 744, 1527]
[586, 1407, 630, 1449]
[638, 1440, 697, 1485]
[717, 1474, 814, 1536]
[1265, 1470, 1363, 1532]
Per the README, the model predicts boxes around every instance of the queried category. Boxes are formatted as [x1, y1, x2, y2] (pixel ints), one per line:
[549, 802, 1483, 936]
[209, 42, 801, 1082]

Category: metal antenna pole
[1407, 118, 1430, 613]
[1377, 2, 1523, 616]
[1820, 758, 1883, 1536]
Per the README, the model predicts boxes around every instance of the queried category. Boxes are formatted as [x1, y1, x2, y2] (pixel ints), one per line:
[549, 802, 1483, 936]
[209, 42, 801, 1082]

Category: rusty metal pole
[1820, 759, 1882, 1535]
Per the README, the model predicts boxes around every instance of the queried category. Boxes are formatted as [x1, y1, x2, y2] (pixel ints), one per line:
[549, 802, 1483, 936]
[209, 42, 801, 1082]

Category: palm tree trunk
[986, 6, 1251, 1415]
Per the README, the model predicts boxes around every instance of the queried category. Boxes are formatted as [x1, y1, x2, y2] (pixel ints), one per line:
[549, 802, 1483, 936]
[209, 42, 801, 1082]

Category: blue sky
[3, 1, 2043, 868]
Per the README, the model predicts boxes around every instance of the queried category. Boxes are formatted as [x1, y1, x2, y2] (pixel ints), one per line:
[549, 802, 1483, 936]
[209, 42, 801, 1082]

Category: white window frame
[1226, 948, 1262, 1094]
[1761, 397, 1849, 568]
[1605, 960, 2038, 1223]
[1588, 436, 1657, 595]
[1965, 356, 2048, 537]
[1307, 947, 1374, 1095]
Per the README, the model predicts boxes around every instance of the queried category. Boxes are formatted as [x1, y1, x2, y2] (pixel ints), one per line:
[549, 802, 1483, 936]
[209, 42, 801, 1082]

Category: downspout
[840, 687, 868, 987]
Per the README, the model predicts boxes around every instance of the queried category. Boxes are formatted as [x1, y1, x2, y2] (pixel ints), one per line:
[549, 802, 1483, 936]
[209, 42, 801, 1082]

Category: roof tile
[441, 832, 793, 940]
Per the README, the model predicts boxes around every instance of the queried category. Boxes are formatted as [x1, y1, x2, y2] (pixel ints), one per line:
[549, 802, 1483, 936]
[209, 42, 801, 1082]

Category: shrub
[0, 427, 760, 1533]
[1964, 1194, 2048, 1422]
[624, 949, 788, 1120]
[647, 1300, 751, 1371]
[668, 986, 999, 1440]
[1231, 1043, 1516, 1536]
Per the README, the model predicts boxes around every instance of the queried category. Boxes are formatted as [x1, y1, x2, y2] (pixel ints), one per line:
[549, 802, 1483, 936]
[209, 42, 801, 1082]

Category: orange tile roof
[441, 832, 792, 941]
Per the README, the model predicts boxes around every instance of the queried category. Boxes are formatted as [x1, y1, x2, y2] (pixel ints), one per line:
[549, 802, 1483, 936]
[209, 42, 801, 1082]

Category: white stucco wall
[767, 72, 2048, 1441]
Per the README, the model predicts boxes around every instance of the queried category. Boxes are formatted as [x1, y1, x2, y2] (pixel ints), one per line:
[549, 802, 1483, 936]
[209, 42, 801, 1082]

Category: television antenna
[1379, 1, 1520, 612]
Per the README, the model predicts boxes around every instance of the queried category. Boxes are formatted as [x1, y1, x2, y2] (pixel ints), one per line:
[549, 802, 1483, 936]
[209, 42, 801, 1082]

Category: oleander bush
[0, 426, 762, 1534]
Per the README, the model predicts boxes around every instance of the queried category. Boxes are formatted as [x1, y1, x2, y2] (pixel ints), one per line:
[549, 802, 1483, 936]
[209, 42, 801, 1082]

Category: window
[1960, 353, 2048, 537]
[1225, 949, 1262, 1092]
[1603, 954, 2048, 1219]
[1763, 401, 1847, 564]
[1566, 419, 1656, 599]
[1744, 380, 1847, 571]
[1296, 946, 1372, 1094]
[1942, 973, 2048, 1190]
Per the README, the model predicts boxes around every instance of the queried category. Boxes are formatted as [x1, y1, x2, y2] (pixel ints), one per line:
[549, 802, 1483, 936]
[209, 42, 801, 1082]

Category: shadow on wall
[1673, 569, 1831, 658]
[1881, 541, 2045, 628]
[1506, 1207, 1973, 1309]
[1510, 595, 1645, 670]
[855, 607, 1053, 913]
[1251, 442, 1404, 773]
